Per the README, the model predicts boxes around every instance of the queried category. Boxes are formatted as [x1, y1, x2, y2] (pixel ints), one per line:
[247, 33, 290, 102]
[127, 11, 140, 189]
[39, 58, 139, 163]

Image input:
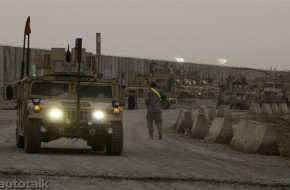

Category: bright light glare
[93, 111, 105, 120]
[218, 58, 227, 64]
[49, 109, 63, 119]
[175, 57, 185, 63]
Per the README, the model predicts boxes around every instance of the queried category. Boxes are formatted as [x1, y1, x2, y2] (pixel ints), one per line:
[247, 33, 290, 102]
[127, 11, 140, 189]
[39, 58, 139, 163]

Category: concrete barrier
[261, 103, 272, 115]
[176, 110, 193, 133]
[174, 108, 185, 129]
[190, 113, 210, 139]
[217, 105, 231, 119]
[208, 106, 217, 121]
[272, 103, 279, 115]
[199, 106, 210, 122]
[248, 103, 262, 115]
[230, 120, 279, 155]
[278, 103, 289, 115]
[204, 117, 233, 144]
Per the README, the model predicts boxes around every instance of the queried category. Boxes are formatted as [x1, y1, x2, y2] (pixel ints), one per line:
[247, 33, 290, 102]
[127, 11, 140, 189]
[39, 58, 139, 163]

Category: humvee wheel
[24, 119, 41, 153]
[106, 122, 124, 156]
[91, 142, 105, 151]
[16, 128, 24, 148]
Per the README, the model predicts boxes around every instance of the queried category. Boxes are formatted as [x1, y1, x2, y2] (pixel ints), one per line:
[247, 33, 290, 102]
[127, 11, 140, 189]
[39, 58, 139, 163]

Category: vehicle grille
[65, 110, 92, 121]
[61, 101, 91, 107]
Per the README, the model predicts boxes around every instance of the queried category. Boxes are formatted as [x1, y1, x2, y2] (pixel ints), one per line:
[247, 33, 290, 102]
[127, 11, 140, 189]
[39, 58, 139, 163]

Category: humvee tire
[24, 119, 41, 153]
[16, 128, 24, 148]
[106, 122, 124, 156]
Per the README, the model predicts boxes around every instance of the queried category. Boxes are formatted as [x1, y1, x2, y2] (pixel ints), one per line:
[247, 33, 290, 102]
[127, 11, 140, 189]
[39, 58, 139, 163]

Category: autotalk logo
[0, 179, 49, 189]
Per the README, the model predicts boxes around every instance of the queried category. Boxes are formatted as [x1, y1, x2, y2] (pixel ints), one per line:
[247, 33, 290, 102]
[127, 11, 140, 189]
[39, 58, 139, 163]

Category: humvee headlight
[92, 111, 105, 120]
[49, 109, 63, 119]
[33, 105, 41, 113]
[113, 108, 120, 115]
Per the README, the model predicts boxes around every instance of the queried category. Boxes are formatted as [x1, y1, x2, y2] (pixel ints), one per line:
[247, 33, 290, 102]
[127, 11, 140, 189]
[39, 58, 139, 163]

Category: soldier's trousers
[146, 110, 163, 135]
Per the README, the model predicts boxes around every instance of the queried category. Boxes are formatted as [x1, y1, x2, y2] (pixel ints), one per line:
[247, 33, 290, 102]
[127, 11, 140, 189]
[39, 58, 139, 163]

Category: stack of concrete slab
[261, 103, 273, 115]
[208, 106, 217, 121]
[278, 103, 289, 115]
[204, 117, 233, 144]
[271, 103, 280, 115]
[217, 105, 231, 118]
[175, 109, 193, 133]
[199, 106, 210, 121]
[174, 108, 185, 129]
[198, 106, 217, 121]
[275, 122, 290, 157]
[248, 103, 262, 115]
[230, 120, 279, 155]
[204, 105, 233, 144]
[190, 112, 210, 139]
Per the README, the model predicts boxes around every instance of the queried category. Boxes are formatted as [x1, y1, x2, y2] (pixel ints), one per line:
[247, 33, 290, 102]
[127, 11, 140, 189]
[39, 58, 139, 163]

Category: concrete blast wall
[204, 117, 233, 144]
[0, 45, 272, 88]
[230, 120, 279, 155]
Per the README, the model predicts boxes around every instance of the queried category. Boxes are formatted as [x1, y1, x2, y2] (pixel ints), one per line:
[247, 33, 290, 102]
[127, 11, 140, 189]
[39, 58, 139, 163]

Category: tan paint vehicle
[125, 71, 176, 110]
[5, 36, 124, 155]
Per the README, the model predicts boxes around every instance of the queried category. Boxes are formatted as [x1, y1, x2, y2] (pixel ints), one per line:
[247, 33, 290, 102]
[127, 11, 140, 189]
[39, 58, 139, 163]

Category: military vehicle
[252, 74, 290, 105]
[259, 82, 283, 104]
[172, 79, 219, 100]
[125, 72, 176, 110]
[5, 19, 124, 155]
[217, 75, 259, 109]
[147, 66, 219, 105]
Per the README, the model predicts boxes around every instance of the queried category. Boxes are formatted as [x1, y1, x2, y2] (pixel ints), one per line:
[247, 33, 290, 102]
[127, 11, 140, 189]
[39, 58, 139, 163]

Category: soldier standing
[144, 81, 166, 140]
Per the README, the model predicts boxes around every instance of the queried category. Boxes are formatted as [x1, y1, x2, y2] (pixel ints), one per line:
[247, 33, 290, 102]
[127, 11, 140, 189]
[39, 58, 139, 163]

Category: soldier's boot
[158, 130, 162, 140]
[148, 132, 153, 140]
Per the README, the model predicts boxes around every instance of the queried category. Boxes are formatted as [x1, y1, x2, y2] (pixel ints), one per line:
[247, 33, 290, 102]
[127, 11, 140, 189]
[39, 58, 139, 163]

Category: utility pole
[75, 38, 82, 128]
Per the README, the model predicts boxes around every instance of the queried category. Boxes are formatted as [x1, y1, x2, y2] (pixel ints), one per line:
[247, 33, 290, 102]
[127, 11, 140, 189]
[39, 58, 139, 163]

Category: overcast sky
[1, 0, 290, 70]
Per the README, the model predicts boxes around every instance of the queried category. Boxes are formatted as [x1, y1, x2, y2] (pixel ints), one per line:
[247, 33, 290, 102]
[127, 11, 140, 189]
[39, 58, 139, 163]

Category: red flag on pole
[24, 16, 31, 35]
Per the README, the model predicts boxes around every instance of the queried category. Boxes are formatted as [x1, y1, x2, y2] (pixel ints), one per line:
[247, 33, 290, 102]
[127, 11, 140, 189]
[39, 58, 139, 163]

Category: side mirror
[5, 85, 14, 100]
[112, 100, 120, 108]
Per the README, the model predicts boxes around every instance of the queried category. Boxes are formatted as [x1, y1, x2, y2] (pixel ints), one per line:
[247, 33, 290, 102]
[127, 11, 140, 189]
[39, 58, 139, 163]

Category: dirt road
[0, 109, 290, 190]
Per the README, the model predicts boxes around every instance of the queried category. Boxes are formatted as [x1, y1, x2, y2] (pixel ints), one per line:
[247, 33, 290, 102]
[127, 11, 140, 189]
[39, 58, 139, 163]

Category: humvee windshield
[31, 81, 113, 98]
[79, 84, 112, 98]
[31, 82, 69, 96]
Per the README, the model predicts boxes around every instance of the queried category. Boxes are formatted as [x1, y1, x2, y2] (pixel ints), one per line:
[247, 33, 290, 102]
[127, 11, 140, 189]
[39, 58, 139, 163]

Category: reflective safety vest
[151, 88, 162, 101]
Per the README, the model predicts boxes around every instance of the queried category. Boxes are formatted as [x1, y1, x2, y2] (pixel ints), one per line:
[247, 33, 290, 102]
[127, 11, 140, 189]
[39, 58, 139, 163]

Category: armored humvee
[125, 72, 176, 110]
[6, 37, 124, 155]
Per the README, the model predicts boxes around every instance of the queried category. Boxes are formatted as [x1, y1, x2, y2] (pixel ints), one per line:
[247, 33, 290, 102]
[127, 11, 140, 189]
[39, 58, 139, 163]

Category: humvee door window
[265, 83, 274, 88]
[31, 82, 69, 96]
[79, 85, 112, 98]
[274, 83, 282, 89]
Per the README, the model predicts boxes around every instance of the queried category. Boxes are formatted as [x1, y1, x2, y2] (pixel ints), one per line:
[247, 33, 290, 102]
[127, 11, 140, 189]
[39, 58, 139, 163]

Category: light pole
[218, 58, 227, 65]
[176, 57, 185, 84]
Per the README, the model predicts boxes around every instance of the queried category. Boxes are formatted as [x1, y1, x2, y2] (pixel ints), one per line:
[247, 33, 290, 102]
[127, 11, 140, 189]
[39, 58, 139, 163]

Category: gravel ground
[0, 109, 289, 190]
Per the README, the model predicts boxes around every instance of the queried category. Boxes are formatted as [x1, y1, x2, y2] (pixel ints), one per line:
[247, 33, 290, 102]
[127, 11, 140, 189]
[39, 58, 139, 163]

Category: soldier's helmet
[150, 80, 157, 87]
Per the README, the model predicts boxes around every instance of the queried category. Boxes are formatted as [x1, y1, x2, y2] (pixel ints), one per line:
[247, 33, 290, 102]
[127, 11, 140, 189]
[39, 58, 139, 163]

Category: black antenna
[66, 44, 71, 62]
